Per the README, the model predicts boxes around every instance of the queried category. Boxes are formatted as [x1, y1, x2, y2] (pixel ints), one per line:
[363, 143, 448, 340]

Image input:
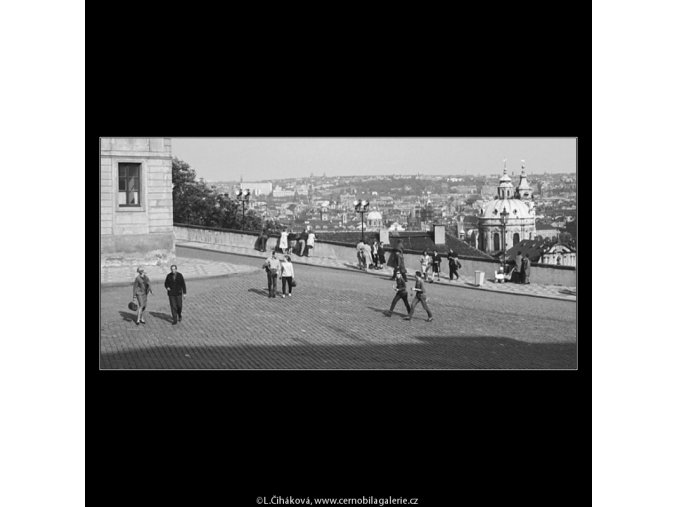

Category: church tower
[497, 159, 514, 199]
[515, 160, 532, 200]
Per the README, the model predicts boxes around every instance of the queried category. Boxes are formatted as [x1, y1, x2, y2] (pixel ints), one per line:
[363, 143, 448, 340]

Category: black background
[89, 7, 589, 505]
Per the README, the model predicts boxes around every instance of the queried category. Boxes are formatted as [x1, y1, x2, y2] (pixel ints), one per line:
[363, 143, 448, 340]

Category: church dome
[481, 198, 532, 219]
[366, 211, 382, 221]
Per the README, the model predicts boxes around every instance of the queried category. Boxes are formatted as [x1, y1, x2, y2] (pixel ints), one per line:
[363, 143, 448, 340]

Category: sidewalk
[175, 241, 577, 302]
[100, 257, 259, 287]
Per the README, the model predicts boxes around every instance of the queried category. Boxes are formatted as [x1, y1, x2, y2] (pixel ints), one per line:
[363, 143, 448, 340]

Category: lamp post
[354, 199, 370, 243]
[499, 206, 509, 273]
[235, 188, 251, 231]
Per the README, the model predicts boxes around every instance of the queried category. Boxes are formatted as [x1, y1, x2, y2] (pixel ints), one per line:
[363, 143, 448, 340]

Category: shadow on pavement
[149, 311, 174, 323]
[559, 289, 576, 295]
[118, 311, 137, 322]
[366, 306, 408, 318]
[248, 288, 271, 297]
[100, 335, 577, 369]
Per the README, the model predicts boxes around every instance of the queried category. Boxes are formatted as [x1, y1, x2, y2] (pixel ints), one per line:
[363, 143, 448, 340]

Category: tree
[172, 157, 262, 231]
[465, 194, 481, 206]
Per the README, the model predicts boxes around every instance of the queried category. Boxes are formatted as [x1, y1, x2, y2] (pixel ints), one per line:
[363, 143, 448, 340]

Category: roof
[544, 243, 576, 254]
[504, 239, 558, 263]
[388, 231, 494, 259]
[314, 231, 493, 259]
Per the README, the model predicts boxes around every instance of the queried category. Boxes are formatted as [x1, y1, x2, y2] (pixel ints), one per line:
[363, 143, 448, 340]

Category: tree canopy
[172, 157, 268, 231]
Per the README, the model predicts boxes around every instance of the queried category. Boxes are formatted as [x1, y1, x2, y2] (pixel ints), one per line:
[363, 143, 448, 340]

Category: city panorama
[100, 137, 577, 369]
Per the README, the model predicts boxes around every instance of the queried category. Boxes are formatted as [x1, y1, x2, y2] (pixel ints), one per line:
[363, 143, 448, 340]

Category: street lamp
[236, 188, 251, 231]
[354, 199, 370, 243]
[499, 206, 509, 273]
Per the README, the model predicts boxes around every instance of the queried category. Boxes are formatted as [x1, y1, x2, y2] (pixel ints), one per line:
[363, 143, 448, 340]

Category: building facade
[100, 137, 174, 266]
[541, 243, 577, 267]
[234, 182, 273, 196]
[366, 210, 383, 230]
[477, 161, 536, 255]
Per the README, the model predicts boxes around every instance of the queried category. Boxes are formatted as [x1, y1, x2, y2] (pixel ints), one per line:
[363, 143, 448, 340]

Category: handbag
[291, 278, 297, 287]
[128, 301, 138, 311]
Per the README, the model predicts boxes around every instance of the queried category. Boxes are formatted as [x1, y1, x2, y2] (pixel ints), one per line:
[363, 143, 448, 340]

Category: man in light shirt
[262, 250, 281, 298]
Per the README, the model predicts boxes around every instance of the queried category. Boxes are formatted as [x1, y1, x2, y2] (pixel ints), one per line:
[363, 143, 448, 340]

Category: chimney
[434, 224, 445, 245]
[457, 215, 465, 240]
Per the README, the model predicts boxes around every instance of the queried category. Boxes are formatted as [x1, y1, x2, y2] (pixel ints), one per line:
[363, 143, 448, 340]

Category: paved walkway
[100, 259, 576, 369]
[101, 257, 259, 287]
[173, 241, 577, 302]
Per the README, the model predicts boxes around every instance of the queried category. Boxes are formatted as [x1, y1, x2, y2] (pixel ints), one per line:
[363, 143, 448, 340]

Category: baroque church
[477, 160, 536, 255]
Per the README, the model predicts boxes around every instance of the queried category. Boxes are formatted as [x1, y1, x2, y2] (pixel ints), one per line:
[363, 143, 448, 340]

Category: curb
[175, 243, 577, 303]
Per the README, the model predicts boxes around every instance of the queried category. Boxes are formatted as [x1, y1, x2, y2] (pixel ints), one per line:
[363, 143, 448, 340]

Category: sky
[171, 138, 577, 182]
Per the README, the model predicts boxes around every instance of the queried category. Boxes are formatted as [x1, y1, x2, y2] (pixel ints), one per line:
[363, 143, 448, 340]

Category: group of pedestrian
[131, 264, 187, 326]
[356, 239, 386, 270]
[257, 227, 316, 258]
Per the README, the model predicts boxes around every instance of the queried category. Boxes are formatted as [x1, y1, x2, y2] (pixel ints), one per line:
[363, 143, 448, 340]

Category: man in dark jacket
[386, 270, 411, 317]
[377, 242, 386, 268]
[448, 250, 460, 281]
[404, 271, 433, 322]
[164, 264, 187, 325]
[522, 253, 531, 284]
[386, 243, 408, 281]
[514, 251, 523, 283]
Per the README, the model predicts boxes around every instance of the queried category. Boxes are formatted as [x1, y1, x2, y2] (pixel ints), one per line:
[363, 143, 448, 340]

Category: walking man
[448, 250, 460, 281]
[514, 251, 523, 284]
[164, 264, 187, 325]
[522, 253, 531, 284]
[404, 271, 433, 322]
[263, 250, 281, 298]
[386, 270, 411, 317]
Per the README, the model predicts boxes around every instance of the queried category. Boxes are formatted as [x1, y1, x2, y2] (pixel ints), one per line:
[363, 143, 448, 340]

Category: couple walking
[131, 265, 187, 325]
[386, 270, 433, 322]
[513, 251, 532, 284]
[262, 250, 296, 298]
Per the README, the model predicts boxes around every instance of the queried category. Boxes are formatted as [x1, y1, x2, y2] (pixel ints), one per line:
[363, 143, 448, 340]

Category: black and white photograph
[99, 137, 577, 369]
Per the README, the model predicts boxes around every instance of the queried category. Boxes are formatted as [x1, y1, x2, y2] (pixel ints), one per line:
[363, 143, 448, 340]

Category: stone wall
[174, 225, 577, 286]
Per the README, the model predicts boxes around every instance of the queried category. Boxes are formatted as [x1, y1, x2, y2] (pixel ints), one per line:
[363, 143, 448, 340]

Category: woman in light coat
[279, 228, 289, 254]
[419, 251, 432, 281]
[131, 266, 152, 325]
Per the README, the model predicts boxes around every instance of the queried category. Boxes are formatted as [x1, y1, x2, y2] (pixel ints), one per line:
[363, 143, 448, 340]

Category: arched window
[493, 232, 500, 251]
[513, 233, 520, 246]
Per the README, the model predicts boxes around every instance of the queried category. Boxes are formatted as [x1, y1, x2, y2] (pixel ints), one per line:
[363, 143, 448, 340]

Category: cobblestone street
[100, 252, 577, 369]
